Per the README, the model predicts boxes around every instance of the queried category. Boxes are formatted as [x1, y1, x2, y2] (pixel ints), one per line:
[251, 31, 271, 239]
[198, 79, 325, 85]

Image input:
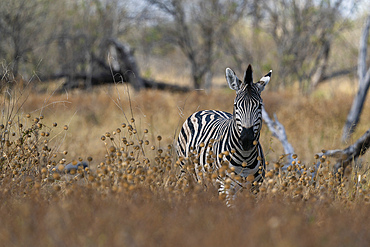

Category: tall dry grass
[1, 78, 370, 247]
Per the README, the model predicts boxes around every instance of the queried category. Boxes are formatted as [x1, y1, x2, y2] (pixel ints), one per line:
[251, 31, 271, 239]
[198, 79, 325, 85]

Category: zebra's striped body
[177, 65, 271, 200]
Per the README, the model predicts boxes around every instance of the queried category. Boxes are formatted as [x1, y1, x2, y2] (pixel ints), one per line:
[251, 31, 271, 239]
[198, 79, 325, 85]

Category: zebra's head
[225, 64, 271, 150]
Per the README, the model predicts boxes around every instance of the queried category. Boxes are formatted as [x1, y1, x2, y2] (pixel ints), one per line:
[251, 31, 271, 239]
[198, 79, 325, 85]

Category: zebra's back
[177, 110, 232, 165]
[177, 110, 264, 182]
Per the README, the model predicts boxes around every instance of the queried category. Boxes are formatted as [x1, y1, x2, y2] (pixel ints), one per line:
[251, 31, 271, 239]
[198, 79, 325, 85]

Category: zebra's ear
[225, 68, 241, 91]
[243, 64, 253, 86]
[255, 70, 272, 92]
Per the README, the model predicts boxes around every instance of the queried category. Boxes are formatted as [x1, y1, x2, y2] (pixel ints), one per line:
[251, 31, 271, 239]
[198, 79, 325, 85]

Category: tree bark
[342, 15, 370, 142]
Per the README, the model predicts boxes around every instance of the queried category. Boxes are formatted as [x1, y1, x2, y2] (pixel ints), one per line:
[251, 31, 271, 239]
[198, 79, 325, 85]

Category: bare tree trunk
[85, 52, 93, 91]
[310, 40, 330, 89]
[204, 70, 213, 93]
[191, 63, 203, 90]
[110, 39, 144, 91]
[358, 16, 370, 81]
[12, 42, 21, 77]
[342, 15, 370, 142]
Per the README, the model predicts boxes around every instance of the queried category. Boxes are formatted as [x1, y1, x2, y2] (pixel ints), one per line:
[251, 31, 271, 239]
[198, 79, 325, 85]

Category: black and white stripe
[177, 64, 271, 200]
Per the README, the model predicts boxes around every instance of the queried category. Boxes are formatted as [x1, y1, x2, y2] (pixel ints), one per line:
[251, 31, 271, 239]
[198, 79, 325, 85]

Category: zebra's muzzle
[240, 126, 256, 151]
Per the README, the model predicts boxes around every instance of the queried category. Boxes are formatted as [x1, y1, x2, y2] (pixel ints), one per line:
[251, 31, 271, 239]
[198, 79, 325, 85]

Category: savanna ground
[1, 75, 370, 247]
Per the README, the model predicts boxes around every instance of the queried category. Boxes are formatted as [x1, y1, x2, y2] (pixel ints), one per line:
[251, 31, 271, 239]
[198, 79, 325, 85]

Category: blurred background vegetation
[0, 0, 369, 93]
[1, 2, 370, 246]
[1, 0, 369, 161]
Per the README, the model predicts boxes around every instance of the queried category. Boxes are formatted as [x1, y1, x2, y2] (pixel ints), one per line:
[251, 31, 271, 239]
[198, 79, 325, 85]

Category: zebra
[176, 64, 271, 201]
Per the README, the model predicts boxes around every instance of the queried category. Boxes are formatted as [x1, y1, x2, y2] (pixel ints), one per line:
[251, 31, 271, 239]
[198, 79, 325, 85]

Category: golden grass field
[1, 78, 370, 247]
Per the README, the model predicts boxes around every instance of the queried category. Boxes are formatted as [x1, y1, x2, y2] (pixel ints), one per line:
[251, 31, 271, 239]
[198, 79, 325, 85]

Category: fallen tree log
[41, 39, 191, 93]
[142, 78, 191, 92]
[43, 71, 191, 93]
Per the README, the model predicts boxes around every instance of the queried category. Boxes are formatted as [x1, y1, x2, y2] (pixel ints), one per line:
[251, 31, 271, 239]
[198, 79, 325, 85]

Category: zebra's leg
[217, 178, 240, 207]
[218, 181, 231, 207]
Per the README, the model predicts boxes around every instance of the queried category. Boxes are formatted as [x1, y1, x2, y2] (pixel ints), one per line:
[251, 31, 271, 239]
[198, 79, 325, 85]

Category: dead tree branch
[262, 106, 295, 166]
[317, 127, 370, 172]
[263, 105, 370, 174]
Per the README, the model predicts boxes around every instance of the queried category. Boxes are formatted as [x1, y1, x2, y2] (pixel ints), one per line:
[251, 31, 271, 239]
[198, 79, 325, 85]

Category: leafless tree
[263, 0, 353, 91]
[145, 0, 248, 89]
[0, 0, 50, 77]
